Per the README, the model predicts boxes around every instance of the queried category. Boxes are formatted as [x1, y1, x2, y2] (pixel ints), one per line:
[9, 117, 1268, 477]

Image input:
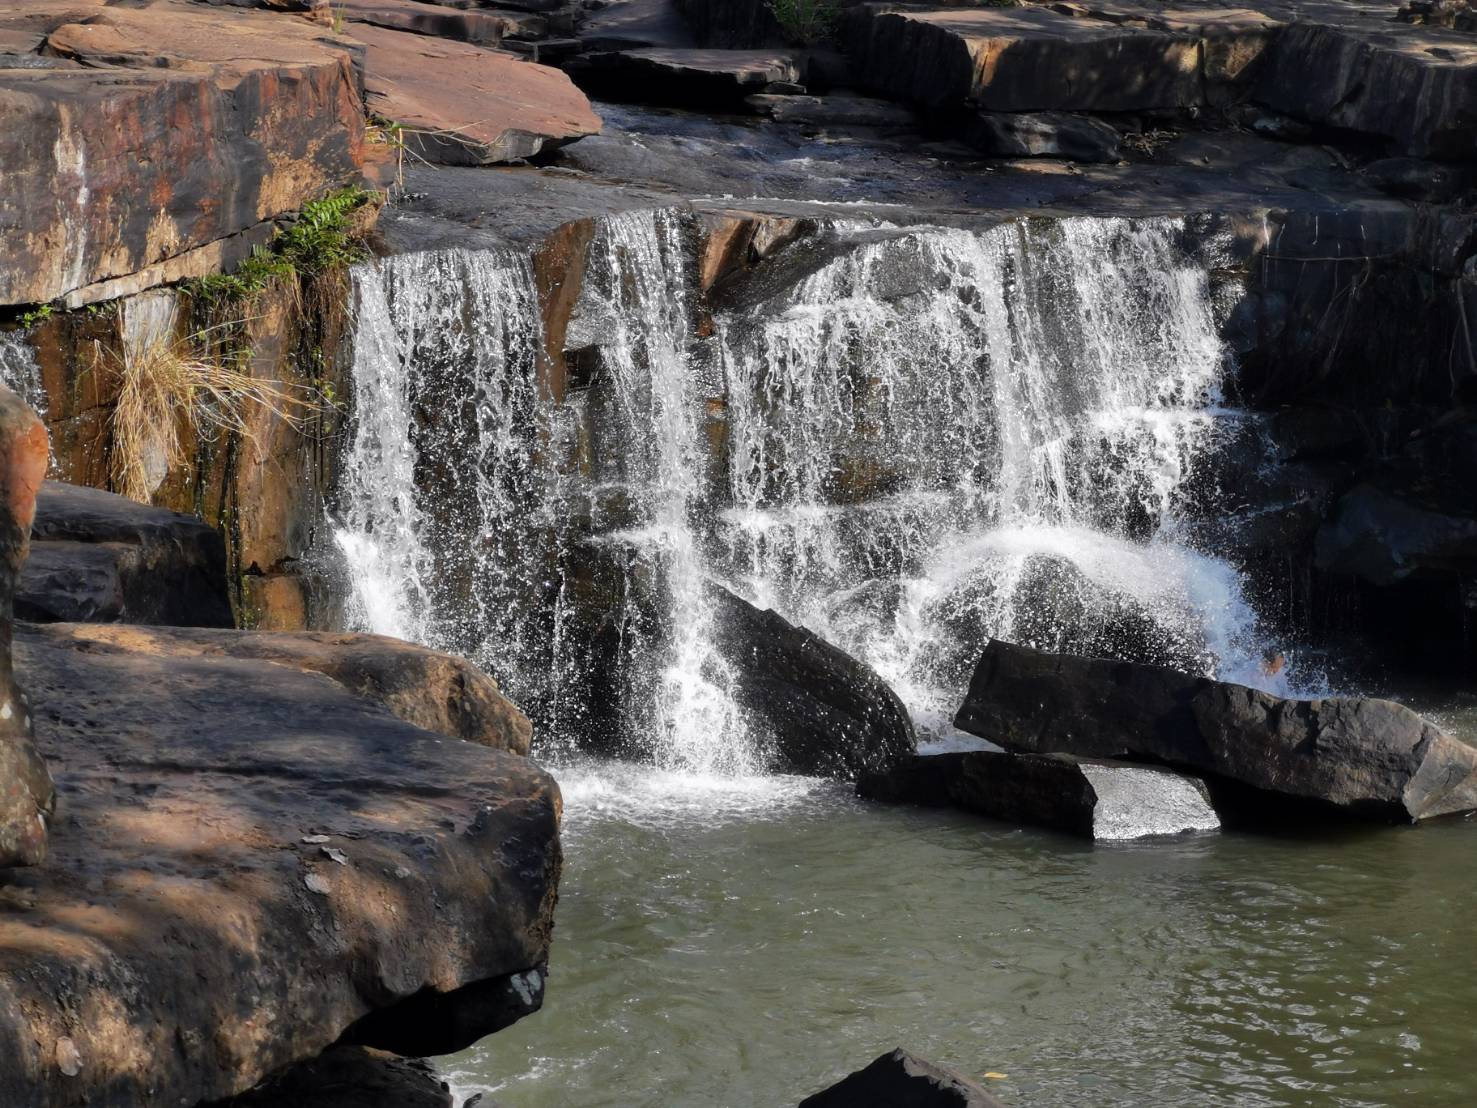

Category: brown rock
[0, 384, 53, 868]
[352, 24, 601, 164]
[335, 0, 511, 46]
[0, 619, 560, 1105]
[50, 622, 534, 754]
[0, 0, 364, 308]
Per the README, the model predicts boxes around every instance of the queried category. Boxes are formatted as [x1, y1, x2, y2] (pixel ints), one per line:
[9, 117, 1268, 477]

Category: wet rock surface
[799, 1048, 1005, 1108]
[20, 481, 233, 628]
[956, 640, 1477, 822]
[708, 586, 914, 779]
[858, 750, 1220, 840]
[0, 620, 560, 1106]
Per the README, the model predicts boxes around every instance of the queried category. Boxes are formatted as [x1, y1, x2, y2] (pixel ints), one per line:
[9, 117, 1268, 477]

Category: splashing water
[333, 210, 1284, 768]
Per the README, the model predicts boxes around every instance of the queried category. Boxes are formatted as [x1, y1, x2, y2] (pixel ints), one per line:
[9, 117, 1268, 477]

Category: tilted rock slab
[708, 585, 915, 779]
[799, 1048, 1005, 1108]
[858, 750, 1219, 840]
[353, 23, 601, 164]
[0, 620, 560, 1106]
[955, 639, 1477, 822]
[1, 0, 364, 307]
[0, 385, 54, 867]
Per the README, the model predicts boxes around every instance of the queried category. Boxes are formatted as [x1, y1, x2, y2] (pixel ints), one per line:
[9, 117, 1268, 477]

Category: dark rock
[44, 623, 533, 755]
[708, 585, 915, 779]
[574, 47, 804, 106]
[1315, 482, 1477, 586]
[354, 23, 601, 164]
[219, 1046, 451, 1108]
[0, 619, 560, 1105]
[21, 481, 233, 629]
[798, 1048, 1005, 1108]
[967, 110, 1122, 162]
[0, 0, 364, 308]
[0, 385, 53, 868]
[954, 639, 1477, 822]
[1361, 157, 1473, 203]
[579, 0, 698, 51]
[744, 92, 920, 129]
[858, 750, 1219, 840]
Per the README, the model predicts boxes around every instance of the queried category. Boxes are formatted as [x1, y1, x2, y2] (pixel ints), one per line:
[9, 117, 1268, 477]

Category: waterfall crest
[334, 211, 1274, 769]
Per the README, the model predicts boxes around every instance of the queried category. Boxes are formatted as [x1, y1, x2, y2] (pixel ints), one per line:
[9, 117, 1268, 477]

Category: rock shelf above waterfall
[956, 640, 1477, 823]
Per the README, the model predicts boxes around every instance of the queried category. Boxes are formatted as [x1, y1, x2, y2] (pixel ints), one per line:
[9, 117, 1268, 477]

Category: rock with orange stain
[0, 383, 54, 868]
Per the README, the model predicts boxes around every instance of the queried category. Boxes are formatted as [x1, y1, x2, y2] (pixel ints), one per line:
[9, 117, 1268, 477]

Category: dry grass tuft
[106, 326, 319, 503]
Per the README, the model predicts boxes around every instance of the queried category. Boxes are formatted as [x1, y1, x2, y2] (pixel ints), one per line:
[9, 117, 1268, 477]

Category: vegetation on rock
[766, 0, 840, 44]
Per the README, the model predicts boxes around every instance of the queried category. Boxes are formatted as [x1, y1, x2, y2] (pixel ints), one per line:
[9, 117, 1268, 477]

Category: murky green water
[444, 715, 1477, 1108]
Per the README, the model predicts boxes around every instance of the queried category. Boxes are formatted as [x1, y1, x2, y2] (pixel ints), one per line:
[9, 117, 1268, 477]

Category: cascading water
[333, 209, 1281, 769]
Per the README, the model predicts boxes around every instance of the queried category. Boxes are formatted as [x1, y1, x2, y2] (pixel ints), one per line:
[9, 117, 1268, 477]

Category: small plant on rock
[767, 0, 840, 45]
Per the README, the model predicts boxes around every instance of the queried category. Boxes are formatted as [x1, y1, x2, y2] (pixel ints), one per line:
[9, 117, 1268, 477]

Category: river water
[443, 738, 1477, 1108]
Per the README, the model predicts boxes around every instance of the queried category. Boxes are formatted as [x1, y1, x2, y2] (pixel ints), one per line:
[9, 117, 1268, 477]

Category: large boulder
[353, 24, 601, 164]
[20, 481, 234, 628]
[708, 586, 914, 778]
[0, 619, 560, 1105]
[51, 622, 533, 755]
[858, 750, 1220, 841]
[0, 0, 364, 308]
[0, 385, 53, 868]
[955, 639, 1477, 822]
[799, 1048, 1005, 1108]
[223, 1046, 452, 1108]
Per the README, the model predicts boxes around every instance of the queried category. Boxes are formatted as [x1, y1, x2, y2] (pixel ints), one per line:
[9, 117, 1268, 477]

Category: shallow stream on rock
[442, 740, 1477, 1108]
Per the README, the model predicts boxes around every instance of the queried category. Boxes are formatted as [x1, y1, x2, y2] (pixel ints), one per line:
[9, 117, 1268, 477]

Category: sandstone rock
[575, 47, 803, 105]
[968, 111, 1122, 163]
[21, 481, 233, 628]
[0, 619, 560, 1105]
[0, 0, 364, 308]
[858, 750, 1219, 840]
[955, 639, 1477, 822]
[799, 1048, 1005, 1108]
[0, 385, 53, 868]
[708, 585, 914, 779]
[223, 1046, 452, 1108]
[353, 24, 600, 164]
[336, 0, 511, 45]
[53, 622, 533, 755]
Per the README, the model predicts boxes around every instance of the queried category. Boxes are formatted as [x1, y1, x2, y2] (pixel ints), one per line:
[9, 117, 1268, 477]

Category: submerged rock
[799, 1048, 1005, 1107]
[858, 750, 1219, 840]
[20, 481, 233, 628]
[708, 586, 914, 779]
[0, 385, 53, 868]
[955, 639, 1477, 822]
[0, 620, 560, 1105]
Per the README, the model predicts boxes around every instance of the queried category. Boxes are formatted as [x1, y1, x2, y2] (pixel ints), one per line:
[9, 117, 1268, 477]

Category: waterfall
[0, 332, 47, 415]
[334, 209, 1277, 768]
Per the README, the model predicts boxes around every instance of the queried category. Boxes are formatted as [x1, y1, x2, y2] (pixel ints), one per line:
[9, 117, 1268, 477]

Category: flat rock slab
[0, 621, 560, 1107]
[859, 750, 1219, 840]
[579, 0, 697, 51]
[955, 639, 1477, 822]
[59, 622, 533, 755]
[353, 23, 601, 164]
[576, 47, 803, 105]
[21, 481, 232, 628]
[799, 1048, 1005, 1108]
[1, 0, 363, 307]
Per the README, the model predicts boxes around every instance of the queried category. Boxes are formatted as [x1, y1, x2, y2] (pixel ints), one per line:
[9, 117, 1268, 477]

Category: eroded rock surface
[956, 639, 1477, 822]
[0, 620, 560, 1106]
[21, 481, 233, 628]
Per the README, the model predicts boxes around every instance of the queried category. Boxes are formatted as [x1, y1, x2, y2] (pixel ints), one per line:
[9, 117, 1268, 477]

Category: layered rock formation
[956, 639, 1477, 822]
